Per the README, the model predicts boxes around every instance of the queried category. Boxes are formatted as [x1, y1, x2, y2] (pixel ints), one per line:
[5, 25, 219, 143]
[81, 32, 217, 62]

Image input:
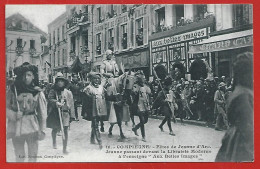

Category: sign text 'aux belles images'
[151, 28, 207, 48]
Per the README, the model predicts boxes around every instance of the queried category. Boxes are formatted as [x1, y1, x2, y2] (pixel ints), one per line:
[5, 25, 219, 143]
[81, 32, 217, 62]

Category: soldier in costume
[6, 62, 47, 162]
[153, 76, 177, 136]
[47, 72, 75, 154]
[82, 72, 118, 149]
[131, 76, 151, 142]
[100, 49, 119, 77]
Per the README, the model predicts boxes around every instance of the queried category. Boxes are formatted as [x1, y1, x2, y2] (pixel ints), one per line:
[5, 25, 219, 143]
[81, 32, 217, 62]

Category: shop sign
[151, 28, 207, 48]
[189, 35, 253, 53]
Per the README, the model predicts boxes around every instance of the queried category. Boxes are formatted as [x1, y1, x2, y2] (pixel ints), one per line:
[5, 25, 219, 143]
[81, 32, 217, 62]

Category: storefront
[115, 48, 149, 79]
[149, 16, 215, 80]
[189, 29, 253, 78]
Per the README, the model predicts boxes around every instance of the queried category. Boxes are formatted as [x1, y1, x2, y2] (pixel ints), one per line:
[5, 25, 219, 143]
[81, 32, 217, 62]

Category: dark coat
[46, 88, 75, 129]
[215, 85, 253, 162]
[153, 89, 175, 118]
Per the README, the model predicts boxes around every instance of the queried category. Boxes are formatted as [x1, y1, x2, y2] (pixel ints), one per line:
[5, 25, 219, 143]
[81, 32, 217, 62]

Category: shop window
[121, 24, 128, 49]
[96, 33, 102, 55]
[136, 18, 143, 46]
[156, 7, 165, 32]
[108, 28, 114, 51]
[233, 4, 251, 27]
[122, 5, 127, 13]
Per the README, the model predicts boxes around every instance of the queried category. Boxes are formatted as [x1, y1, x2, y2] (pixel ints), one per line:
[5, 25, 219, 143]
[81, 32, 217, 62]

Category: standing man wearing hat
[214, 82, 229, 131]
[6, 62, 47, 162]
[100, 49, 119, 77]
[153, 76, 177, 136]
[82, 72, 118, 149]
[47, 72, 75, 154]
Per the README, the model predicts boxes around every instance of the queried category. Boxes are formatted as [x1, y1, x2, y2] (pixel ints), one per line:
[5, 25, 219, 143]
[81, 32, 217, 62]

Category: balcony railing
[15, 46, 24, 56]
[153, 14, 215, 34]
[67, 12, 91, 29]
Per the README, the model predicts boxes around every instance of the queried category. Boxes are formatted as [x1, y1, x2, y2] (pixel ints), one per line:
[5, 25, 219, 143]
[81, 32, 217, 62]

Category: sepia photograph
[5, 4, 253, 163]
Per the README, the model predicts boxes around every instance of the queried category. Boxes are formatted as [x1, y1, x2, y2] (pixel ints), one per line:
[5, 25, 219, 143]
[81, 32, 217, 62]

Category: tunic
[6, 88, 47, 139]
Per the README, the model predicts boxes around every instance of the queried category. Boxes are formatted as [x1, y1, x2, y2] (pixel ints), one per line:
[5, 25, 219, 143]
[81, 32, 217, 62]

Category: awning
[189, 29, 253, 54]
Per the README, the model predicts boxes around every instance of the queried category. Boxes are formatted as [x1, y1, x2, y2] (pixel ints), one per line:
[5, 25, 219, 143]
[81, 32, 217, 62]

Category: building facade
[149, 4, 253, 80]
[48, 12, 69, 80]
[6, 13, 47, 79]
[52, 4, 253, 80]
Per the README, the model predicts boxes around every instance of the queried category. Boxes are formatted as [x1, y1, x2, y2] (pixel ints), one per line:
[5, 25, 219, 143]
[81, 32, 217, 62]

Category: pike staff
[152, 67, 177, 123]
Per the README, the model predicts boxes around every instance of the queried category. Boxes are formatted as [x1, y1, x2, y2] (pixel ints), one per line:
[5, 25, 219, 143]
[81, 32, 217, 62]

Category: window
[53, 31, 55, 45]
[62, 25, 65, 40]
[156, 7, 165, 32]
[121, 24, 128, 49]
[176, 5, 184, 25]
[108, 28, 114, 51]
[136, 18, 143, 46]
[63, 49, 67, 65]
[17, 38, 22, 47]
[49, 33, 51, 46]
[57, 28, 60, 43]
[71, 36, 76, 52]
[96, 33, 102, 55]
[83, 31, 89, 49]
[107, 5, 115, 18]
[194, 4, 207, 21]
[97, 7, 102, 23]
[233, 4, 251, 27]
[122, 5, 127, 13]
[30, 40, 35, 49]
[58, 50, 60, 66]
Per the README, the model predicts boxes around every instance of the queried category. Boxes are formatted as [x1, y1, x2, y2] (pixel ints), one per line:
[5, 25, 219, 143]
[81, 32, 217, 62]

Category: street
[6, 114, 225, 162]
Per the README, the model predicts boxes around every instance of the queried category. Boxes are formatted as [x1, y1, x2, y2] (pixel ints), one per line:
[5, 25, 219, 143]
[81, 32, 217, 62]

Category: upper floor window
[156, 7, 165, 32]
[233, 4, 251, 27]
[122, 5, 127, 13]
[108, 28, 114, 51]
[96, 33, 102, 55]
[97, 7, 102, 23]
[176, 5, 184, 25]
[121, 24, 128, 49]
[194, 4, 207, 21]
[136, 18, 143, 46]
[53, 31, 55, 45]
[30, 40, 35, 49]
[62, 25, 65, 40]
[57, 28, 60, 43]
[17, 38, 23, 47]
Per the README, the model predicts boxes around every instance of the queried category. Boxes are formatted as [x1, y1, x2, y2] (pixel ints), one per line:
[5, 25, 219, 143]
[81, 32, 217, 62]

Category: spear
[152, 67, 177, 123]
